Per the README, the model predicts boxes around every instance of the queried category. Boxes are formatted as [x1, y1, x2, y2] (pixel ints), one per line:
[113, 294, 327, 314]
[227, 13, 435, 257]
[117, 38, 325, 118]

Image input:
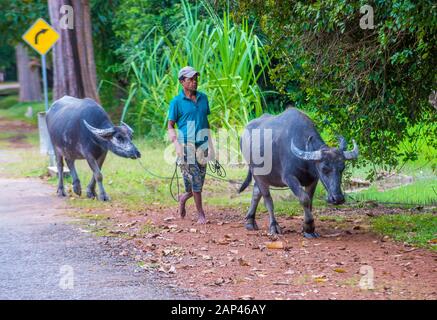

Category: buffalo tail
[238, 169, 252, 193]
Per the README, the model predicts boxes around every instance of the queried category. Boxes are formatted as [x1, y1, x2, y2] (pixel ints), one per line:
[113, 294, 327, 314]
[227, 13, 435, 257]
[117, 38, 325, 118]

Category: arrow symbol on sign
[34, 28, 48, 45]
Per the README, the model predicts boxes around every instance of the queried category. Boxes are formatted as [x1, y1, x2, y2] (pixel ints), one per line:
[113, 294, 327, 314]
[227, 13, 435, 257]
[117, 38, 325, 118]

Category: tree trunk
[15, 43, 42, 102]
[48, 0, 100, 103]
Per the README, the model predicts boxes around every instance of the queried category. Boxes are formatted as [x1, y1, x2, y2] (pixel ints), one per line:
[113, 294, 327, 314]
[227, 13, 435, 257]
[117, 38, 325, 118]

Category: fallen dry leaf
[238, 257, 251, 266]
[333, 268, 347, 273]
[266, 241, 284, 249]
[202, 268, 216, 274]
[323, 232, 342, 238]
[162, 249, 174, 256]
[217, 239, 230, 245]
[273, 281, 289, 285]
[313, 275, 328, 283]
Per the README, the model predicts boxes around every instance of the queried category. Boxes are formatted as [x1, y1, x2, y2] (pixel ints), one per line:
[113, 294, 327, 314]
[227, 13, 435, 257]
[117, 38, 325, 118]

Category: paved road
[0, 176, 186, 299]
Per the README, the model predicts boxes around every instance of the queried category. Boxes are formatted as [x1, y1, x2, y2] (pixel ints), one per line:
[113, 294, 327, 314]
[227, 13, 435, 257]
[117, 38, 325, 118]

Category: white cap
[178, 66, 199, 80]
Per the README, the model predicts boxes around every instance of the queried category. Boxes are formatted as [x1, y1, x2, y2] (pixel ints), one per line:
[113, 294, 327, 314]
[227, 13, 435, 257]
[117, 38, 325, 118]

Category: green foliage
[91, 0, 124, 112]
[112, 0, 183, 68]
[120, 0, 270, 138]
[0, 0, 48, 45]
[0, 1, 48, 80]
[234, 0, 437, 176]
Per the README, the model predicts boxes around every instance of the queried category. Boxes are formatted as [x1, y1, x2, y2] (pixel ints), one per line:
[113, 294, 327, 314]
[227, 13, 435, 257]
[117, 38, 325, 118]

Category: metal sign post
[22, 18, 65, 175]
[41, 54, 49, 112]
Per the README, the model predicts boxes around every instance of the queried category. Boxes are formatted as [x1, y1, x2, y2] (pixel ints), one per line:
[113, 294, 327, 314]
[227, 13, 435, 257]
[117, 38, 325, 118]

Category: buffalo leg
[256, 179, 281, 234]
[244, 183, 261, 231]
[284, 175, 319, 238]
[86, 154, 109, 201]
[305, 180, 318, 212]
[86, 153, 106, 199]
[303, 180, 319, 238]
[55, 152, 66, 197]
[65, 159, 81, 196]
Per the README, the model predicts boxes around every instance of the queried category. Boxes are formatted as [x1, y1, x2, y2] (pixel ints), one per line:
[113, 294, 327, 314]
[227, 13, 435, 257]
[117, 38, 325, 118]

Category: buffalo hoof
[73, 182, 82, 196]
[303, 232, 320, 239]
[57, 188, 67, 197]
[99, 193, 111, 201]
[269, 222, 282, 235]
[245, 219, 259, 231]
[86, 189, 96, 199]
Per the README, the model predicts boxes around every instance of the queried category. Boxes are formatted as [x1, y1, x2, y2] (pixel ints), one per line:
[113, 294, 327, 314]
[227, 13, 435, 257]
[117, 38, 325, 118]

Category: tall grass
[120, 0, 270, 138]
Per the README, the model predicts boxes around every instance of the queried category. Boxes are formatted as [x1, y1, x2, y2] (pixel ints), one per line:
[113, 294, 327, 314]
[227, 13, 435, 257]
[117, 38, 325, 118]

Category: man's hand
[168, 120, 183, 159]
[175, 142, 183, 159]
[208, 146, 217, 162]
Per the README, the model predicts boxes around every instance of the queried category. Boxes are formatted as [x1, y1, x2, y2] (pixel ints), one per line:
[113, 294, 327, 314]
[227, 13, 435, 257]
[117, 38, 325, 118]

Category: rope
[137, 158, 180, 202]
[137, 158, 173, 180]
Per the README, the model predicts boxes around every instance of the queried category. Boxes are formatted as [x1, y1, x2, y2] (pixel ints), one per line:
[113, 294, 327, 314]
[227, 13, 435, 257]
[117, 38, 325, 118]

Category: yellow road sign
[22, 18, 59, 55]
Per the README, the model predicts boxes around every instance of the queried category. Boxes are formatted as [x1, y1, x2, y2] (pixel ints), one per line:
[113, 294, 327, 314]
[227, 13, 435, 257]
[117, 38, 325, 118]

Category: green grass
[372, 213, 437, 250]
[0, 96, 46, 126]
[0, 94, 19, 109]
[351, 179, 437, 206]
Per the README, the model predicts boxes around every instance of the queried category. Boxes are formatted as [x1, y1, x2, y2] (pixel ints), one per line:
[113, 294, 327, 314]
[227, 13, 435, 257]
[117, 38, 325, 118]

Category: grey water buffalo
[46, 96, 141, 201]
[239, 108, 358, 238]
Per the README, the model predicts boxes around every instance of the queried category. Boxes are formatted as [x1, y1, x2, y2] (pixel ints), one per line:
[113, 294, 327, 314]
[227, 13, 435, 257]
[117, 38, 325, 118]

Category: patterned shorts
[178, 144, 207, 193]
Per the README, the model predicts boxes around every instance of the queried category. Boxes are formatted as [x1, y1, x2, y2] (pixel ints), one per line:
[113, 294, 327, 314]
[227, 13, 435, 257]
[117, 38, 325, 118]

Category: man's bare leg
[193, 191, 206, 224]
[178, 191, 192, 218]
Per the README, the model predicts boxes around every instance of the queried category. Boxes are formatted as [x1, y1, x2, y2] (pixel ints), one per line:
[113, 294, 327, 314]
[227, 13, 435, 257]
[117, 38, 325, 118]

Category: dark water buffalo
[239, 108, 358, 238]
[46, 96, 141, 201]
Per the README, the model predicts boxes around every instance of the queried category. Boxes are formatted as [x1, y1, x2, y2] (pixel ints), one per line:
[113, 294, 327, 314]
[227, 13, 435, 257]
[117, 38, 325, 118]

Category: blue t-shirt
[168, 90, 210, 147]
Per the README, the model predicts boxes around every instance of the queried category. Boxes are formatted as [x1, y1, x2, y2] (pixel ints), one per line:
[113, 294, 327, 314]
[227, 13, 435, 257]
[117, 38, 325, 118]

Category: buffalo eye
[113, 133, 124, 142]
[322, 165, 331, 175]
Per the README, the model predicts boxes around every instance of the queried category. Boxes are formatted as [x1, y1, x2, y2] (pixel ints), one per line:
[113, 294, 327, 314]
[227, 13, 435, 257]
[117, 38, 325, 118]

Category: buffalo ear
[120, 121, 134, 138]
[83, 120, 115, 139]
[121, 121, 134, 133]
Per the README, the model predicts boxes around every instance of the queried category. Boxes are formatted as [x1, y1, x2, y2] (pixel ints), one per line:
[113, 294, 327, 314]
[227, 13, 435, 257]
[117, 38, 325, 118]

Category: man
[168, 66, 215, 224]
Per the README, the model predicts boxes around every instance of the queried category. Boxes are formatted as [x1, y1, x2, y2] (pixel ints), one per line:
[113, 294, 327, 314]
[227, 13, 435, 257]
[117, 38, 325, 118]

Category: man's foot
[197, 213, 206, 224]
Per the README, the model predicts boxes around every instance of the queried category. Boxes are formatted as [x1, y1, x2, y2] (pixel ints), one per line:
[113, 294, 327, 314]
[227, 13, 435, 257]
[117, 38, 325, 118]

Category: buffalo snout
[131, 149, 141, 159]
[327, 194, 345, 205]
